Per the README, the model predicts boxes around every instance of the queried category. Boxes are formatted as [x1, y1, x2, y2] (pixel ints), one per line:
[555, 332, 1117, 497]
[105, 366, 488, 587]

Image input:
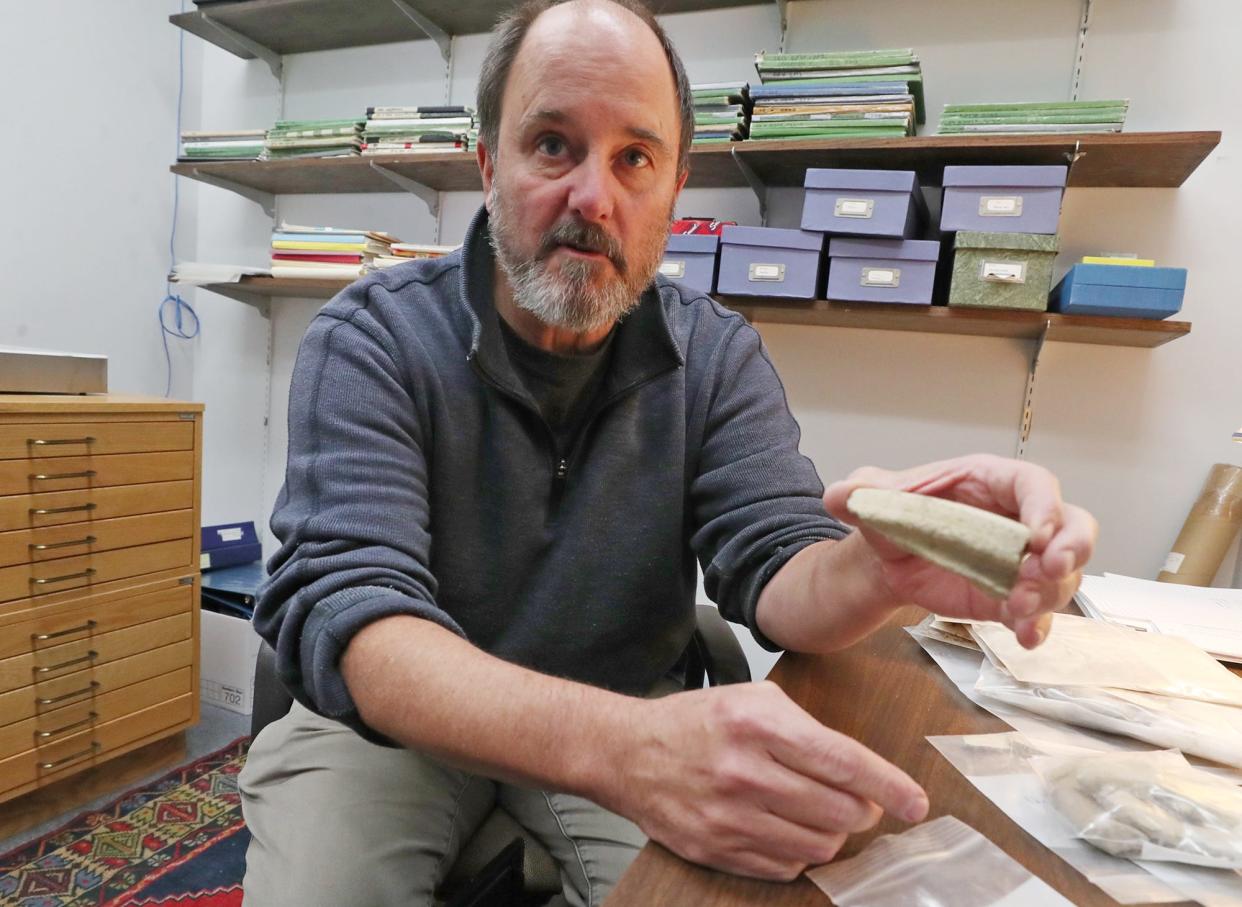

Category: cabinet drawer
[0, 667, 192, 761]
[0, 579, 192, 660]
[0, 510, 193, 568]
[0, 612, 192, 696]
[0, 639, 195, 727]
[0, 481, 195, 532]
[0, 422, 194, 460]
[0, 538, 191, 604]
[0, 693, 194, 798]
[0, 451, 195, 496]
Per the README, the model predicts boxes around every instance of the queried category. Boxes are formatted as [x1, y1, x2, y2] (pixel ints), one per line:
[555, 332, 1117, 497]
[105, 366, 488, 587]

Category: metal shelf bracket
[199, 13, 283, 80]
[185, 168, 276, 218]
[368, 162, 441, 217]
[1015, 319, 1051, 460]
[730, 146, 769, 225]
[390, 0, 453, 62]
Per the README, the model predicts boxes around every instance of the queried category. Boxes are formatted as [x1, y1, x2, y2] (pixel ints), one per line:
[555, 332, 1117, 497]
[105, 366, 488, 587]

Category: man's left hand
[822, 454, 1098, 648]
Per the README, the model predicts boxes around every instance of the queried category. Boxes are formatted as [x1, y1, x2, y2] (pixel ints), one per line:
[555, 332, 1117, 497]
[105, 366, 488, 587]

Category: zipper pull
[555, 458, 568, 480]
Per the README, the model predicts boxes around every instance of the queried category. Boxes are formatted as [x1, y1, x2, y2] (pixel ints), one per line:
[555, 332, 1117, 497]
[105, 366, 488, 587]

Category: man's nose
[566, 153, 616, 224]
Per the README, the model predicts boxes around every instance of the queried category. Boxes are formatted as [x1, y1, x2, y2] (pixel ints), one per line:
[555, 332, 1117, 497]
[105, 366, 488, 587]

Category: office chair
[247, 604, 752, 906]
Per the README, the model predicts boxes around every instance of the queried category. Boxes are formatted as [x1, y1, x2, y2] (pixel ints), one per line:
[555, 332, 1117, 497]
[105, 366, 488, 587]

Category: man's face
[482, 2, 687, 334]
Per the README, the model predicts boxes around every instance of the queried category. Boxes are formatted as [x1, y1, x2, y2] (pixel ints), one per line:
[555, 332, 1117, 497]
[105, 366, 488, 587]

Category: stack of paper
[264, 118, 364, 159]
[270, 224, 399, 280]
[936, 100, 1128, 135]
[750, 48, 924, 140]
[1076, 573, 1242, 664]
[362, 106, 475, 155]
[169, 262, 270, 285]
[178, 129, 266, 162]
[372, 242, 458, 269]
[690, 83, 751, 144]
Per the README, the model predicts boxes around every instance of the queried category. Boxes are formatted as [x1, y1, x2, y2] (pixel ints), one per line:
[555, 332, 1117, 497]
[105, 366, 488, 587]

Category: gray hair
[476, 0, 695, 176]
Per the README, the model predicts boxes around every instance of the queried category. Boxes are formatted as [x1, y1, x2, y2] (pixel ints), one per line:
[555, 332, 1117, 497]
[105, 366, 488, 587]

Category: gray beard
[487, 183, 669, 334]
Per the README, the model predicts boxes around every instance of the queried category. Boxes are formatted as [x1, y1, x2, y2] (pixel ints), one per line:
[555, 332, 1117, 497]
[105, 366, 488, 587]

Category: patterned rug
[0, 737, 250, 906]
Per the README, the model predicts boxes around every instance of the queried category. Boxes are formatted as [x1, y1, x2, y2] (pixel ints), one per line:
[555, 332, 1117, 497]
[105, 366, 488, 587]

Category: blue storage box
[201, 521, 262, 571]
[1049, 264, 1187, 319]
[660, 234, 719, 293]
[801, 169, 928, 238]
[827, 238, 941, 305]
[941, 165, 1067, 234]
[717, 226, 825, 299]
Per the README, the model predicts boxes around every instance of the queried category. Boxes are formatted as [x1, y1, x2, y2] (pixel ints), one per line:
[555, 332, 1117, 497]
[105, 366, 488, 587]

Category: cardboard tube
[1157, 463, 1242, 586]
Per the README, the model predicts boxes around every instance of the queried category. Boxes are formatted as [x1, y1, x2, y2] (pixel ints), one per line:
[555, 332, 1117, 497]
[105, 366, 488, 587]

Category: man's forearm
[340, 615, 639, 799]
[756, 532, 903, 653]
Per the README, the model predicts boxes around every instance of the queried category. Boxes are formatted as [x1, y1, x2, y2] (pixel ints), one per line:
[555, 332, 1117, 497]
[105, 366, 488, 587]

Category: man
[240, 0, 1097, 904]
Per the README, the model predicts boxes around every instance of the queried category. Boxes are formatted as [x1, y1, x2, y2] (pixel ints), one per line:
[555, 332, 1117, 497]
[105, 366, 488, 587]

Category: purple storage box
[801, 168, 927, 238]
[659, 233, 719, 293]
[827, 238, 940, 304]
[940, 165, 1067, 234]
[717, 226, 824, 299]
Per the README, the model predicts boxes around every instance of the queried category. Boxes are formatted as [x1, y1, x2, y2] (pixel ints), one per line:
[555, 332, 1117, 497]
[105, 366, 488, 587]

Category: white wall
[7, 1, 1239, 680]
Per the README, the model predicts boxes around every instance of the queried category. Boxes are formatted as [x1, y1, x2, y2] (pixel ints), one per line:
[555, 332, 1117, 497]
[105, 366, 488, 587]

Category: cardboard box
[200, 607, 263, 715]
[941, 165, 1066, 235]
[717, 226, 825, 299]
[827, 237, 940, 304]
[802, 168, 927, 238]
[1049, 263, 1187, 319]
[948, 231, 1059, 311]
[660, 233, 720, 293]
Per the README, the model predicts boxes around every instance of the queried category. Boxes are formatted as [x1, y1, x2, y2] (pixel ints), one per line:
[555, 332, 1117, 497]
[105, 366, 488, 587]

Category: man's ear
[674, 164, 689, 196]
[477, 139, 495, 213]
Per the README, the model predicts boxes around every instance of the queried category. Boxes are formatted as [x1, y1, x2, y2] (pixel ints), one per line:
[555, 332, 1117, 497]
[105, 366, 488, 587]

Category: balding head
[477, 0, 693, 176]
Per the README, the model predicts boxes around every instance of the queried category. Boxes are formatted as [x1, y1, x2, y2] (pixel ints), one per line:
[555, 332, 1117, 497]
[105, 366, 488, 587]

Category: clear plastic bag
[805, 815, 1073, 907]
[1036, 751, 1242, 870]
[970, 614, 1242, 706]
[974, 661, 1242, 768]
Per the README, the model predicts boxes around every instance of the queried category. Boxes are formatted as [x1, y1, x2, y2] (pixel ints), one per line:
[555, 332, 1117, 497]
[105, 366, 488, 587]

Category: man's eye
[537, 135, 565, 156]
[624, 149, 651, 168]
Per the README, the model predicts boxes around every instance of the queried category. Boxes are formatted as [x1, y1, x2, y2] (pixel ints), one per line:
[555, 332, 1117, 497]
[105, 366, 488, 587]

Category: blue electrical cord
[161, 0, 200, 398]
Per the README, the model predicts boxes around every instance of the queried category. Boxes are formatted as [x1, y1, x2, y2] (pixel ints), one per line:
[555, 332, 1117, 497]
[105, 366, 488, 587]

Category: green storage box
[948, 231, 1059, 311]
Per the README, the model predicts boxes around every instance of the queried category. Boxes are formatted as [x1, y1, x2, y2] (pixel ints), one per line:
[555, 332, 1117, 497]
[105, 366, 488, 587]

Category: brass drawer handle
[36, 681, 100, 705]
[34, 651, 97, 674]
[30, 535, 96, 551]
[32, 619, 97, 642]
[30, 470, 97, 481]
[31, 568, 96, 586]
[28, 437, 96, 446]
[39, 741, 100, 771]
[30, 502, 97, 516]
[37, 712, 98, 739]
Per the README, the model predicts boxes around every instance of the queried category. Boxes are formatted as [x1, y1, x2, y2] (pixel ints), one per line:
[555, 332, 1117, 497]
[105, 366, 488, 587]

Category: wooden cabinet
[0, 395, 203, 804]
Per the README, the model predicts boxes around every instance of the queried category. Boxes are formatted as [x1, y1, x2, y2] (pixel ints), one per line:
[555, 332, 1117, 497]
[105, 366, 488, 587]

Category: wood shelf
[171, 131, 1220, 197]
[171, 0, 764, 57]
[196, 277, 1190, 347]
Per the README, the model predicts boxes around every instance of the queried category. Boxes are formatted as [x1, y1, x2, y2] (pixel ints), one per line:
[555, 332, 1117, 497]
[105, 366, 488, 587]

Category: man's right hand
[605, 681, 929, 881]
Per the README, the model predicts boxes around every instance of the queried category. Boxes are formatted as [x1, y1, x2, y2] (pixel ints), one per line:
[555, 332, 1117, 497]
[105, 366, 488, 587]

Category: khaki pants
[239, 701, 646, 907]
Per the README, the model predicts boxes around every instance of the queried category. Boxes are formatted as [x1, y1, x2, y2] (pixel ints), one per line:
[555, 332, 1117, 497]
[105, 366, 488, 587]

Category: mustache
[537, 219, 627, 274]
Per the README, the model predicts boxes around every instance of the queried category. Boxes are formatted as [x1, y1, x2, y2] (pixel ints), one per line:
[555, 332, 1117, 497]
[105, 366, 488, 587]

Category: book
[271, 265, 365, 280]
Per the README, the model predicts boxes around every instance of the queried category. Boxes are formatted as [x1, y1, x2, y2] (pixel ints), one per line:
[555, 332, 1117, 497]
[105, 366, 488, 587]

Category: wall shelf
[171, 0, 767, 58]
[171, 131, 1220, 198]
[195, 276, 1190, 347]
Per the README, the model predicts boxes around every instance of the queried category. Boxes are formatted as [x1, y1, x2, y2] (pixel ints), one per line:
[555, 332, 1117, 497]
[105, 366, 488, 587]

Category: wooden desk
[606, 605, 1184, 906]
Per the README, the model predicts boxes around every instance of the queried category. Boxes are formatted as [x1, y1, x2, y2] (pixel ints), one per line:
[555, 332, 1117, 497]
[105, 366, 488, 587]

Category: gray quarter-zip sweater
[256, 206, 849, 742]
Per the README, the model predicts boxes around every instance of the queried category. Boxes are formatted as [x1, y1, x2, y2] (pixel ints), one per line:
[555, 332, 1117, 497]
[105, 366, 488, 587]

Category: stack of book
[362, 106, 476, 155]
[750, 48, 924, 140]
[270, 224, 399, 280]
[178, 129, 266, 161]
[264, 118, 364, 159]
[936, 100, 1129, 135]
[372, 242, 459, 269]
[690, 83, 751, 144]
